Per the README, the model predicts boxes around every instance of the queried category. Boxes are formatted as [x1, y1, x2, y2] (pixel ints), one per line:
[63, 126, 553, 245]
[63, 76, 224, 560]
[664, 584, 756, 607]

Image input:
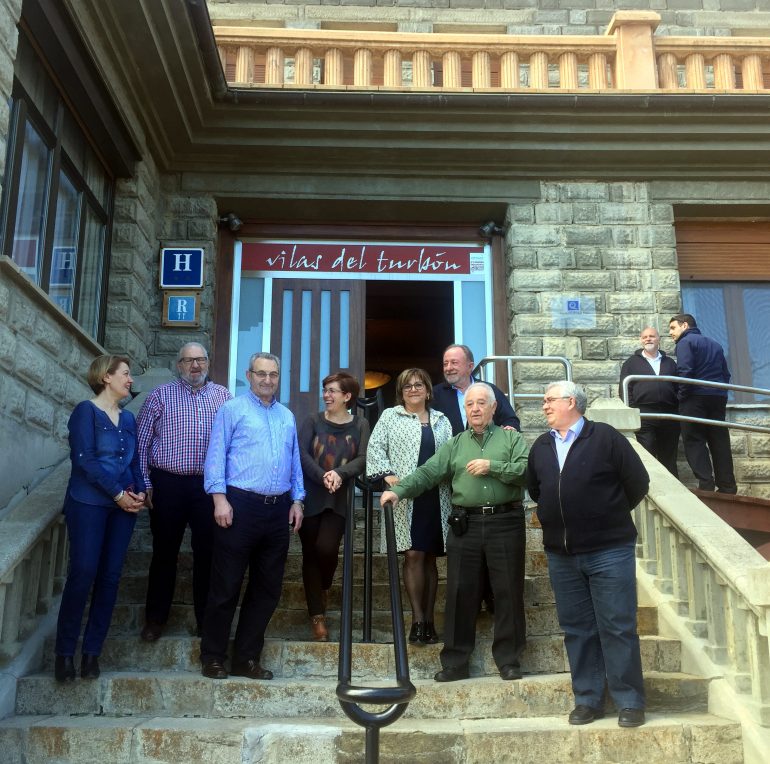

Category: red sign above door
[242, 242, 478, 275]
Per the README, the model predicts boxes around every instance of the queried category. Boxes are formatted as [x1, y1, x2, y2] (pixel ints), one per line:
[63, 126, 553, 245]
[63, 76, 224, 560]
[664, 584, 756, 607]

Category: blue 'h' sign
[161, 248, 203, 288]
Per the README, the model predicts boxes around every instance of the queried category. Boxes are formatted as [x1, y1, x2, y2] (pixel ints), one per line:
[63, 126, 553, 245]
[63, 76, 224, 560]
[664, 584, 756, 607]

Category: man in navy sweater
[528, 381, 649, 728]
[668, 314, 737, 494]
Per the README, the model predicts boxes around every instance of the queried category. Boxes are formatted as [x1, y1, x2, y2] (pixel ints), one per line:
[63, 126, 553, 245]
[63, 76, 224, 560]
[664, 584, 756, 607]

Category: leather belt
[453, 501, 522, 516]
[228, 486, 289, 504]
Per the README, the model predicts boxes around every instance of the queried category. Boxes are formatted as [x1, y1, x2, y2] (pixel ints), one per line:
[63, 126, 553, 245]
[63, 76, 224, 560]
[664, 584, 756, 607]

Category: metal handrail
[621, 374, 770, 434]
[355, 391, 384, 642]
[474, 355, 573, 410]
[336, 500, 415, 764]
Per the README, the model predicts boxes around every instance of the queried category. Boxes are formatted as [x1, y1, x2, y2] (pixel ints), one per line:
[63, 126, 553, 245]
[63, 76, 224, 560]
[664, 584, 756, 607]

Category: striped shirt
[136, 378, 232, 489]
[204, 392, 305, 501]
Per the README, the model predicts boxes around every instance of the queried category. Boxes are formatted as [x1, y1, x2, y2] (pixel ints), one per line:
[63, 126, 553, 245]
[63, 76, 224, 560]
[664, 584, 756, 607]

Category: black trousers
[199, 489, 290, 664]
[298, 509, 345, 616]
[440, 508, 526, 670]
[679, 395, 737, 493]
[145, 469, 215, 629]
[635, 414, 680, 478]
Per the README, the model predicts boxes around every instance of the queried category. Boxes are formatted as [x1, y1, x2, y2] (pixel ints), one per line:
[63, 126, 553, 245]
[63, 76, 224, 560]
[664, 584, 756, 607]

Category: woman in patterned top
[366, 368, 452, 645]
[298, 372, 370, 641]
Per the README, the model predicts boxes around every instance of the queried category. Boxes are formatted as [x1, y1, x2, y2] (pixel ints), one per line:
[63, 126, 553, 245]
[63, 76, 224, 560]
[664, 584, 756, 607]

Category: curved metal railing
[475, 355, 573, 410]
[336, 500, 415, 763]
[621, 375, 770, 434]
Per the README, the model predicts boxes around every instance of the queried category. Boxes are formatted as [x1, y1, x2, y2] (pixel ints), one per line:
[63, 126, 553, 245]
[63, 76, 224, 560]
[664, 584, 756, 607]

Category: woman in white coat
[367, 368, 452, 645]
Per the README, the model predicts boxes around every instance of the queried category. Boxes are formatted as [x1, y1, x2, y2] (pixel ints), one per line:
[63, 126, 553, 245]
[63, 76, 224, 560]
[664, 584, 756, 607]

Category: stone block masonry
[207, 0, 770, 37]
[0, 260, 98, 513]
[507, 180, 680, 397]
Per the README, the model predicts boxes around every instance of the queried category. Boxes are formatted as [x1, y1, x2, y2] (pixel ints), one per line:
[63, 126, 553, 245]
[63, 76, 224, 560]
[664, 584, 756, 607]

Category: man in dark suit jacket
[432, 344, 521, 435]
[432, 344, 520, 615]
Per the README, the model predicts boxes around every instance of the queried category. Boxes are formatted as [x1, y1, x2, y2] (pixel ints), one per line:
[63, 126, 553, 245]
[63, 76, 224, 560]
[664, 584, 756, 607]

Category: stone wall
[506, 179, 770, 498]
[207, 0, 770, 35]
[0, 260, 98, 512]
[142, 182, 220, 371]
[105, 164, 221, 373]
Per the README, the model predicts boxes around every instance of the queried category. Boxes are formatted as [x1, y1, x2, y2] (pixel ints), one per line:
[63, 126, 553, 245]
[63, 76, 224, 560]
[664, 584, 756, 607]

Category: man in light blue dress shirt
[200, 352, 305, 680]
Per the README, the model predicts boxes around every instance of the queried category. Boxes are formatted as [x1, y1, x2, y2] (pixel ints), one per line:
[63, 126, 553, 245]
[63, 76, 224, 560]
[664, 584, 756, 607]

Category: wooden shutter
[675, 221, 770, 281]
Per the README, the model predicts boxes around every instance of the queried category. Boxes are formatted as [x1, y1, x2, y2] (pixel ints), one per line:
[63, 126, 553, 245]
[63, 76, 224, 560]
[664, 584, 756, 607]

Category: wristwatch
[292, 500, 304, 511]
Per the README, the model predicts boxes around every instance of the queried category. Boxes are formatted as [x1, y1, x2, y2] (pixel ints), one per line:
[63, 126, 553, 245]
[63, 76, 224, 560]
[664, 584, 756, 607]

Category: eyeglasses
[249, 370, 279, 380]
[403, 382, 426, 392]
[542, 396, 571, 405]
[179, 357, 208, 366]
[322, 387, 343, 395]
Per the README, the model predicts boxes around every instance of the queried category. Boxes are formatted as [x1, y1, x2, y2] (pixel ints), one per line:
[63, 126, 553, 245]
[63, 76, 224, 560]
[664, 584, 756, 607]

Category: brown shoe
[201, 658, 228, 679]
[140, 620, 163, 642]
[230, 659, 273, 680]
[310, 614, 328, 642]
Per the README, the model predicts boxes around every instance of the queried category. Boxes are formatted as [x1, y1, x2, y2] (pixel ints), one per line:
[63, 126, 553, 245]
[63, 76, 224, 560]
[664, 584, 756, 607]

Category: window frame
[1, 75, 114, 342]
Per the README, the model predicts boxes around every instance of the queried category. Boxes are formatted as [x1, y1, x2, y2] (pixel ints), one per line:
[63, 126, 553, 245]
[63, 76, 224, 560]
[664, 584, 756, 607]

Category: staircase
[0, 503, 744, 764]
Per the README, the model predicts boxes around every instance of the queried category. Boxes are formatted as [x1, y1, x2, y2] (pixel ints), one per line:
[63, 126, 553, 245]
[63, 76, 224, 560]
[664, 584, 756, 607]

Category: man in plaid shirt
[136, 342, 232, 641]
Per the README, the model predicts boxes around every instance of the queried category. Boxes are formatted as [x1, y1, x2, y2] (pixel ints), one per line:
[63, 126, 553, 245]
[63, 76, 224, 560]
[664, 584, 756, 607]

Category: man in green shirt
[380, 382, 528, 682]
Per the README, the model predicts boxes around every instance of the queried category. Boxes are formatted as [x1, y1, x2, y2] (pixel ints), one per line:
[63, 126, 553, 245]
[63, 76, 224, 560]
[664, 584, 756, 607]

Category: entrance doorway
[365, 280, 453, 408]
[228, 238, 494, 425]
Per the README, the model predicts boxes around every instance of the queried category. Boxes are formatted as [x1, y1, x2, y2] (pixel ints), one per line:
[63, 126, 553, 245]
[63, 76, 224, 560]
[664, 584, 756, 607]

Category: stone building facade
[1, 0, 769, 511]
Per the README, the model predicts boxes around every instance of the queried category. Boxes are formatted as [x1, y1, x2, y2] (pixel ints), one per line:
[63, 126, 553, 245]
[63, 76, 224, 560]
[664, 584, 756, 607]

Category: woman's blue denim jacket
[66, 400, 146, 506]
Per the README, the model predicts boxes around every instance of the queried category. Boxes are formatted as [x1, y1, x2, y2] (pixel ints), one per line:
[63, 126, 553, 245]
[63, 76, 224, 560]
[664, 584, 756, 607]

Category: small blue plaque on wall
[162, 291, 201, 327]
[160, 247, 204, 288]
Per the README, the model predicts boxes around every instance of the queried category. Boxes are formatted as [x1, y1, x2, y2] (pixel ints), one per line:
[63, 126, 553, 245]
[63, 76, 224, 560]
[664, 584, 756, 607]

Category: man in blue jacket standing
[528, 381, 649, 728]
[668, 314, 737, 494]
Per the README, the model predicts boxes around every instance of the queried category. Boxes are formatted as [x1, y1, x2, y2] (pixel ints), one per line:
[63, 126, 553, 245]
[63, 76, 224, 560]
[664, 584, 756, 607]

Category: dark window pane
[77, 206, 105, 338]
[11, 121, 50, 284]
[49, 171, 80, 316]
[744, 286, 770, 402]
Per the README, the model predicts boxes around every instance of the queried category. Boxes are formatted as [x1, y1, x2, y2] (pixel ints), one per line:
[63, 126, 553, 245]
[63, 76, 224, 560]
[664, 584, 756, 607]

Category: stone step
[115, 578, 557, 620]
[0, 713, 742, 764]
[120, 544, 549, 583]
[127, 521, 543, 565]
[14, 672, 710, 720]
[41, 634, 681, 677]
[107, 601, 659, 641]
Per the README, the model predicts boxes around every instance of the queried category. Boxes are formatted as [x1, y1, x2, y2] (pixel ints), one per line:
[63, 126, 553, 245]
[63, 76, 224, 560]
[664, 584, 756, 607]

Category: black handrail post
[363, 483, 374, 642]
[337, 501, 416, 763]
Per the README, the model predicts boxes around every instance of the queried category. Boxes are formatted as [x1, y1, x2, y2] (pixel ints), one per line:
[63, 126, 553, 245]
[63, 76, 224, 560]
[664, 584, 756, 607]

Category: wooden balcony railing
[214, 11, 770, 94]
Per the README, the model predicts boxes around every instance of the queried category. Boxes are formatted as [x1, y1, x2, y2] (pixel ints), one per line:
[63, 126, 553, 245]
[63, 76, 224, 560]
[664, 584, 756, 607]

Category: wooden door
[269, 278, 365, 425]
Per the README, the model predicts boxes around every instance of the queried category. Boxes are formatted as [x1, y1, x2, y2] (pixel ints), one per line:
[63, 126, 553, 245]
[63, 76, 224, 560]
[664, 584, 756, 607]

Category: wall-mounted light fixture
[219, 212, 243, 232]
[478, 220, 504, 238]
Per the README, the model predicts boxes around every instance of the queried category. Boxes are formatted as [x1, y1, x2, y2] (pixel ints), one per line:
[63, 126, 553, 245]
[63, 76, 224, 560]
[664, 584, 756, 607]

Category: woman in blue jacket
[54, 355, 145, 682]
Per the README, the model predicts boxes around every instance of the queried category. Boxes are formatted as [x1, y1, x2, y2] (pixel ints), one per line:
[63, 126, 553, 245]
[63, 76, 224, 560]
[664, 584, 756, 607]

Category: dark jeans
[199, 488, 290, 664]
[679, 395, 737, 493]
[298, 509, 345, 616]
[546, 543, 645, 711]
[55, 499, 137, 656]
[145, 469, 215, 629]
[636, 416, 680, 478]
[440, 508, 526, 670]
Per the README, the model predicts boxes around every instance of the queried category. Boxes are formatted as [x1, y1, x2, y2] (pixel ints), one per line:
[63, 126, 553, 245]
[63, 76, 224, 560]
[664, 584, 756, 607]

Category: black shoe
[618, 708, 646, 727]
[201, 658, 228, 679]
[434, 665, 469, 682]
[140, 620, 163, 642]
[54, 655, 76, 683]
[408, 622, 426, 644]
[499, 664, 522, 681]
[568, 705, 605, 725]
[80, 654, 100, 679]
[422, 622, 439, 644]
[231, 658, 273, 680]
